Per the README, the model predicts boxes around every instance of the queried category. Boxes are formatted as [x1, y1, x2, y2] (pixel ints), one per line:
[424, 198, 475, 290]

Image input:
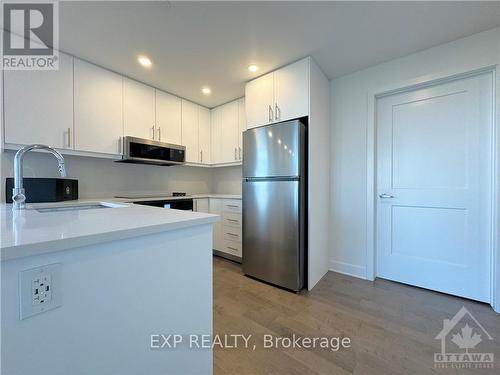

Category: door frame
[365, 65, 500, 312]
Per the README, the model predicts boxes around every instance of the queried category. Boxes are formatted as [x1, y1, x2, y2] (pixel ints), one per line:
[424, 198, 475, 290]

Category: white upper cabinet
[123, 78, 156, 140]
[198, 107, 211, 164]
[74, 59, 123, 155]
[273, 59, 309, 122]
[181, 100, 199, 163]
[245, 72, 274, 129]
[4, 52, 74, 149]
[237, 97, 246, 160]
[210, 98, 245, 164]
[155, 90, 182, 144]
[245, 58, 309, 129]
[220, 101, 239, 163]
[210, 107, 222, 164]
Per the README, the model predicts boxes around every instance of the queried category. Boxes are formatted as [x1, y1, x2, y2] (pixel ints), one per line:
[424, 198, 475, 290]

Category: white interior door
[376, 73, 493, 302]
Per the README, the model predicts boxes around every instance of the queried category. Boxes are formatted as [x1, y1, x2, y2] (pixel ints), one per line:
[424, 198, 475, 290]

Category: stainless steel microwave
[117, 136, 186, 166]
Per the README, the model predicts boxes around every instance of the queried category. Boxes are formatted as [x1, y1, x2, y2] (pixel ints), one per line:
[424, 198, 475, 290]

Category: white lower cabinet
[209, 198, 224, 251]
[207, 198, 242, 261]
[193, 198, 209, 213]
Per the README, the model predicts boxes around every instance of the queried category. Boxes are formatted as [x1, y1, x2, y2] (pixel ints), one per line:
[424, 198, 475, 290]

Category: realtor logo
[2, 1, 59, 70]
[434, 306, 494, 369]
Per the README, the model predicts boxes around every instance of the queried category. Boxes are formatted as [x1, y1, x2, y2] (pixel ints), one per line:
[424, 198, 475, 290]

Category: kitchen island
[1, 202, 218, 374]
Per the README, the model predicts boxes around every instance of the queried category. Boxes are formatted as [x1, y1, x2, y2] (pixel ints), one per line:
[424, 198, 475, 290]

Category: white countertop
[1, 200, 220, 261]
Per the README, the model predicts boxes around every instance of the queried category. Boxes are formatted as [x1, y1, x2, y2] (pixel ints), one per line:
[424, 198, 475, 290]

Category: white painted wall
[1, 151, 242, 201]
[308, 58, 331, 289]
[211, 165, 242, 195]
[329, 27, 500, 281]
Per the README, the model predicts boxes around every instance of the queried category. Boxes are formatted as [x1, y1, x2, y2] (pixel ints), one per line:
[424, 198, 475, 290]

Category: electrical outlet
[19, 263, 62, 320]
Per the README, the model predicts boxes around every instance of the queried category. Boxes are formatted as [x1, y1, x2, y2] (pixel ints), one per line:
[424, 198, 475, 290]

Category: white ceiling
[58, 1, 500, 108]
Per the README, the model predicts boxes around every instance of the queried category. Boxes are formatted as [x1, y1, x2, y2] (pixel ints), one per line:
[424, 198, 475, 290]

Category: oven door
[133, 199, 193, 211]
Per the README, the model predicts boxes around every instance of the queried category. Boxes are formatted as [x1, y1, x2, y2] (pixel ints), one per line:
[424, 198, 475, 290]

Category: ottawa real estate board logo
[434, 306, 494, 369]
[2, 1, 59, 70]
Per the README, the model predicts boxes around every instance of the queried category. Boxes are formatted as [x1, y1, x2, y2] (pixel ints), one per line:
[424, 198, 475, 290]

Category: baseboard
[329, 260, 366, 279]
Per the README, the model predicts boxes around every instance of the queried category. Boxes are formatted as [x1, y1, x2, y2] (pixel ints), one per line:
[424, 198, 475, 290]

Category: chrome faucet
[12, 144, 67, 210]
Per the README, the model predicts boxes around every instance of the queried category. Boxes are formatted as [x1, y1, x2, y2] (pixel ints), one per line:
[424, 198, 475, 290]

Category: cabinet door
[273, 59, 309, 122]
[210, 107, 222, 164]
[74, 59, 123, 155]
[237, 97, 246, 160]
[209, 199, 223, 251]
[194, 198, 209, 213]
[181, 100, 199, 163]
[220, 101, 239, 163]
[4, 52, 74, 149]
[156, 90, 182, 144]
[123, 78, 156, 140]
[198, 106, 211, 164]
[245, 72, 274, 129]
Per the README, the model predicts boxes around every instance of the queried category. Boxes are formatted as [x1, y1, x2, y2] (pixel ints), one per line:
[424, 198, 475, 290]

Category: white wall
[211, 165, 242, 195]
[329, 27, 500, 279]
[1, 150, 243, 201]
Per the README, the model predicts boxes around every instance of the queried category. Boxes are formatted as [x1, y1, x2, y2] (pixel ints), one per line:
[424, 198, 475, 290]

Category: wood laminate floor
[213, 257, 500, 375]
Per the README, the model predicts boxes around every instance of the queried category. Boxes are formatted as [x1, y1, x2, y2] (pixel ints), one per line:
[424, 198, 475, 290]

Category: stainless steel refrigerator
[242, 120, 306, 291]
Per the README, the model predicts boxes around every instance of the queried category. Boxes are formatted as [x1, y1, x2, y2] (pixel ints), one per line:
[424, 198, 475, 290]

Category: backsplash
[1, 151, 242, 201]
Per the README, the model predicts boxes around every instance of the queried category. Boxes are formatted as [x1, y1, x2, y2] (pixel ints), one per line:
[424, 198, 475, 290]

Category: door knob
[379, 193, 395, 199]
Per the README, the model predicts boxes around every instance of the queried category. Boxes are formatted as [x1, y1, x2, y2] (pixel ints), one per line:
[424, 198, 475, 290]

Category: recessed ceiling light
[201, 87, 212, 95]
[248, 64, 259, 72]
[137, 55, 152, 68]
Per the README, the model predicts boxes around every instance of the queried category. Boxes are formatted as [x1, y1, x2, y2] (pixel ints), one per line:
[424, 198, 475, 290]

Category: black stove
[172, 192, 187, 197]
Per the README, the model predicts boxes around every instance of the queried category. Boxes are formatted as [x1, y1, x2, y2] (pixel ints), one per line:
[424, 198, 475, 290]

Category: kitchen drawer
[222, 212, 242, 228]
[222, 240, 242, 257]
[222, 199, 242, 213]
[223, 225, 242, 243]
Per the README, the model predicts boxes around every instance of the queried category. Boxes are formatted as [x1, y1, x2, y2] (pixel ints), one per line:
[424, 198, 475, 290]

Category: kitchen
[1, 2, 500, 374]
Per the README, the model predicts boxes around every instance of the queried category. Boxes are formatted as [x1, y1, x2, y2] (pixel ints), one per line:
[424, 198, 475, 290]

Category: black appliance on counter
[5, 178, 78, 203]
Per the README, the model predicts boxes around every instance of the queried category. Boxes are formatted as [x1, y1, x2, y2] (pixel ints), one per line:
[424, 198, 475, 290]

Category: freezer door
[243, 120, 303, 178]
[242, 179, 304, 290]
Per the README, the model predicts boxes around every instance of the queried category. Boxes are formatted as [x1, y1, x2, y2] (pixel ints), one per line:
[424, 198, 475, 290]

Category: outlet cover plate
[19, 263, 62, 320]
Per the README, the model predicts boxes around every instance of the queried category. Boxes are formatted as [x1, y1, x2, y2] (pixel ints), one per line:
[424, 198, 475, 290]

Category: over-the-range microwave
[116, 136, 186, 166]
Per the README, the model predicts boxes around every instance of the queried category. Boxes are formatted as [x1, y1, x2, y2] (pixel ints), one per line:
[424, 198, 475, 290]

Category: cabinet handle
[67, 127, 71, 147]
[227, 246, 238, 251]
[268, 105, 273, 123]
[200, 150, 203, 163]
[227, 218, 239, 222]
[226, 205, 239, 208]
[238, 147, 242, 160]
[157, 126, 161, 141]
[226, 233, 238, 237]
[234, 147, 237, 160]
[151, 125, 156, 140]
[275, 104, 280, 121]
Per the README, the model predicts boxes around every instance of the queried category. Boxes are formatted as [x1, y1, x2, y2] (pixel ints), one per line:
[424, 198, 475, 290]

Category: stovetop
[114, 192, 188, 199]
